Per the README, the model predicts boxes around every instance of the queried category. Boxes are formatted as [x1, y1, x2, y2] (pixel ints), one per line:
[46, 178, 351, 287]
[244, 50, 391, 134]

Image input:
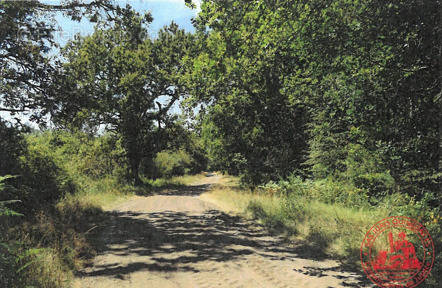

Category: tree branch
[34, 0, 113, 12]
[0, 107, 28, 113]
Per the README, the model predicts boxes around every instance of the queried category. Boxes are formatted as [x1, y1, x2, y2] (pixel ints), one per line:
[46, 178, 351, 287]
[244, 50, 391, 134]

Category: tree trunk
[131, 158, 142, 186]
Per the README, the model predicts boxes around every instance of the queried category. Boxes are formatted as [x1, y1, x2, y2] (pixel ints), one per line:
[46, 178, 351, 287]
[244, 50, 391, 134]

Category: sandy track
[74, 174, 371, 288]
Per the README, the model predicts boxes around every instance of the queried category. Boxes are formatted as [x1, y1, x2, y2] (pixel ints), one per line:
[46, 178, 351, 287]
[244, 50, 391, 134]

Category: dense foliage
[186, 0, 441, 201]
[0, 127, 206, 287]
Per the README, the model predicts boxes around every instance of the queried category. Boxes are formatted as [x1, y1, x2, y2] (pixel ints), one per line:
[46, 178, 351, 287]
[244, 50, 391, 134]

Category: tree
[185, 0, 309, 184]
[0, 0, 128, 124]
[286, 0, 441, 197]
[55, 16, 193, 184]
[186, 0, 440, 196]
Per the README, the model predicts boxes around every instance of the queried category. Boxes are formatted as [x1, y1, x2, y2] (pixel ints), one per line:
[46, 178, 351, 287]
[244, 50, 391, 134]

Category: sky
[2, 0, 201, 127]
[53, 0, 199, 45]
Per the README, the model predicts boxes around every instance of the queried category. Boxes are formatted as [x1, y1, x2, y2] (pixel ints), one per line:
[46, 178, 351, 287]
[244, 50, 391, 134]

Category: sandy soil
[73, 174, 371, 288]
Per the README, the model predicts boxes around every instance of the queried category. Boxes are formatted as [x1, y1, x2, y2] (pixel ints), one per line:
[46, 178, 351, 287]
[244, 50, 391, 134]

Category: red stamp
[361, 216, 434, 288]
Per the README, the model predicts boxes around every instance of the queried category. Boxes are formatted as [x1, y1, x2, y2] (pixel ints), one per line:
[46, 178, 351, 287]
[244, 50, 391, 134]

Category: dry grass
[20, 247, 72, 288]
[1, 175, 136, 288]
[202, 177, 389, 264]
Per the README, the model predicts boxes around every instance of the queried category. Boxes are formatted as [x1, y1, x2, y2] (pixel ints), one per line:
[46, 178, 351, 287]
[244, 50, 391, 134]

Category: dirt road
[74, 174, 370, 288]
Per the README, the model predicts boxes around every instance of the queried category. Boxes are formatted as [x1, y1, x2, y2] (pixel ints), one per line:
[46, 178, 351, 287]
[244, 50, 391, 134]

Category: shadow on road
[153, 184, 212, 197]
[79, 183, 371, 287]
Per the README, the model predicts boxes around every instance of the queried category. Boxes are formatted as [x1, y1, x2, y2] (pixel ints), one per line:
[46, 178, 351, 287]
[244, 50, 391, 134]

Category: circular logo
[361, 216, 434, 288]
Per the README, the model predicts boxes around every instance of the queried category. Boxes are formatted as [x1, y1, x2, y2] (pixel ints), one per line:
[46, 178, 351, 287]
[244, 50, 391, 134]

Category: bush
[0, 120, 26, 176]
[341, 143, 395, 199]
[259, 174, 370, 208]
[19, 143, 76, 213]
[0, 123, 75, 215]
[0, 128, 129, 288]
[0, 176, 22, 287]
[385, 193, 441, 287]
[150, 149, 193, 178]
[26, 131, 128, 184]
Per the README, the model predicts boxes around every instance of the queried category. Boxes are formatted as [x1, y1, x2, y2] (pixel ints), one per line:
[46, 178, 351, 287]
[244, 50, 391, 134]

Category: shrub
[341, 143, 395, 199]
[26, 131, 128, 183]
[0, 129, 128, 287]
[0, 120, 26, 176]
[0, 124, 75, 215]
[19, 143, 76, 213]
[385, 193, 441, 286]
[259, 174, 370, 208]
[151, 149, 193, 178]
[0, 176, 21, 287]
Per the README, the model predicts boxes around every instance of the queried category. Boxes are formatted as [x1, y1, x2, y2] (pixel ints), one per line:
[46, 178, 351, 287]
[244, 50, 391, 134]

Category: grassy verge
[204, 181, 386, 260]
[1, 177, 129, 288]
[2, 171, 212, 288]
[202, 176, 440, 286]
[1, 129, 211, 287]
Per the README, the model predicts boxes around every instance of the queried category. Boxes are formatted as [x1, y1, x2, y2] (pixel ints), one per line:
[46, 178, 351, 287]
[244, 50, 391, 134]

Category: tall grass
[0, 131, 136, 287]
[203, 176, 440, 286]
[205, 184, 387, 259]
[1, 129, 212, 287]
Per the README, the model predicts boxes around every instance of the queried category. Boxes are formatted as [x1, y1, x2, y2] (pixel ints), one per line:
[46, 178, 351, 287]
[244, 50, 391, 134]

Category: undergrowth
[0, 131, 191, 287]
[204, 175, 441, 287]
